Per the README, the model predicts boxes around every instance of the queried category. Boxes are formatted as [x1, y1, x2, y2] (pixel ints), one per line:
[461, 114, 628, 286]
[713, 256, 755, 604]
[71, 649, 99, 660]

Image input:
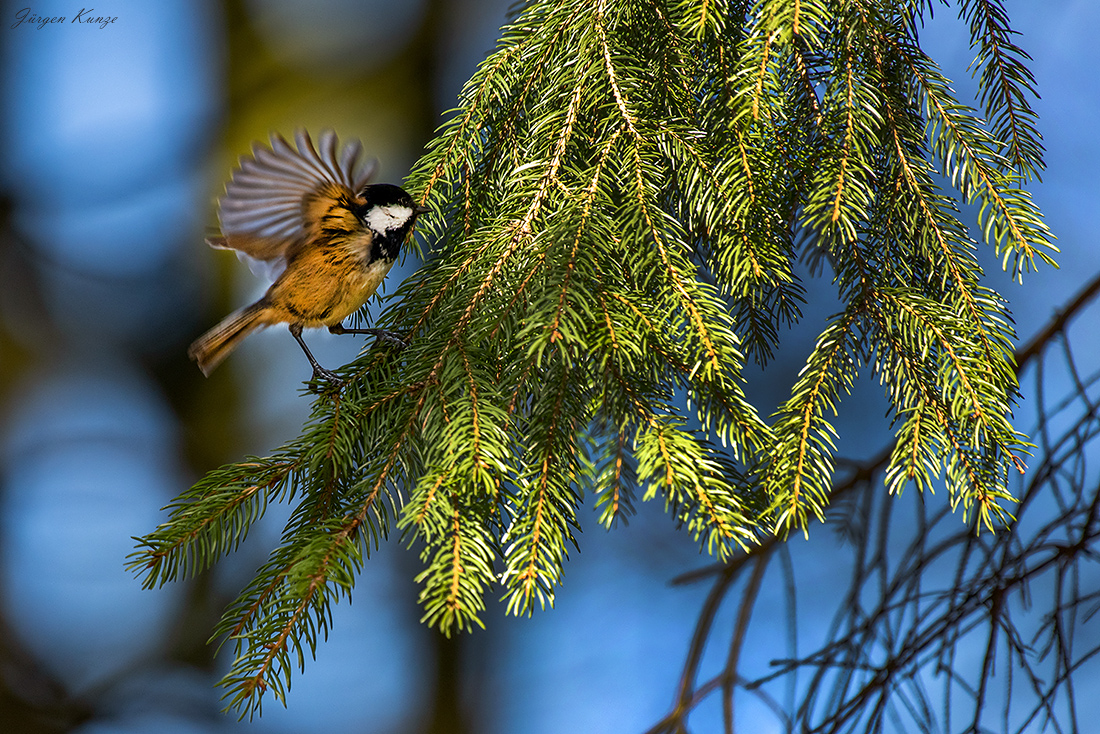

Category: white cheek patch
[365, 205, 414, 233]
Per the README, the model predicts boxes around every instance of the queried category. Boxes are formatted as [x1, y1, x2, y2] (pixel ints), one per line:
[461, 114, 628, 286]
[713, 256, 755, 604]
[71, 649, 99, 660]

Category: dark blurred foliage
[0, 1, 477, 731]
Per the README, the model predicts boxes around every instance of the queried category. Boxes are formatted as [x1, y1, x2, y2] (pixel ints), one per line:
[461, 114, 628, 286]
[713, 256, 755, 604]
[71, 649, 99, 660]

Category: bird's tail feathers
[188, 301, 272, 376]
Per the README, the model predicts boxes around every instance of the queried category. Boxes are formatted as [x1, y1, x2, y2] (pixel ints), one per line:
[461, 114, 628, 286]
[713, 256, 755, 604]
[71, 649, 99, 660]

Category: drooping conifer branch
[131, 0, 1053, 715]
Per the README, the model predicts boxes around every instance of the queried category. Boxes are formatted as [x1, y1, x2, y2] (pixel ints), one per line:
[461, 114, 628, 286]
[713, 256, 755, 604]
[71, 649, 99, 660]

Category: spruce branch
[132, 0, 1055, 715]
[957, 0, 1045, 179]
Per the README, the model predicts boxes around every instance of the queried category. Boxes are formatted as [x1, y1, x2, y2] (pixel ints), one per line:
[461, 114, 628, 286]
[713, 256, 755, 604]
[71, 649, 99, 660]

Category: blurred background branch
[651, 269, 1100, 733]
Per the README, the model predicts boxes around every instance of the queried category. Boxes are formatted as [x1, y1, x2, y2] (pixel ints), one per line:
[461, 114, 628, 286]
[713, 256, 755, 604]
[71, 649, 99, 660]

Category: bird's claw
[372, 330, 409, 350]
[308, 366, 345, 390]
[328, 324, 408, 350]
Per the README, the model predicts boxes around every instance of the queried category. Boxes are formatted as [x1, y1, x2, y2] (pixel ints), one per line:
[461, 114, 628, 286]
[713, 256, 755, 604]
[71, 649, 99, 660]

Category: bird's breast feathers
[330, 255, 394, 323]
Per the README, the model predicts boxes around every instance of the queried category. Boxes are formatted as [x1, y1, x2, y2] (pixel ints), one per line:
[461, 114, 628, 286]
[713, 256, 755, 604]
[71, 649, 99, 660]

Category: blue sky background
[0, 1, 1098, 732]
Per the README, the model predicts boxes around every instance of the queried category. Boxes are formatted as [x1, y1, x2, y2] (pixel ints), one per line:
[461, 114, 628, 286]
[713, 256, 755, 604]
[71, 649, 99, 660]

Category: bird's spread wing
[212, 129, 377, 262]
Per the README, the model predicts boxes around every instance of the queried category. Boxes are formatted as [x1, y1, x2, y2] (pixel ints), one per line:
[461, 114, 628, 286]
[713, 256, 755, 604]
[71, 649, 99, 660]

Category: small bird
[188, 129, 427, 381]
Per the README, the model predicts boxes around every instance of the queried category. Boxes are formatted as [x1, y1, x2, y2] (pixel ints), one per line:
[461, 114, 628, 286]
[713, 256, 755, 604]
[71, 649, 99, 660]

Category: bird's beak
[415, 205, 431, 217]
